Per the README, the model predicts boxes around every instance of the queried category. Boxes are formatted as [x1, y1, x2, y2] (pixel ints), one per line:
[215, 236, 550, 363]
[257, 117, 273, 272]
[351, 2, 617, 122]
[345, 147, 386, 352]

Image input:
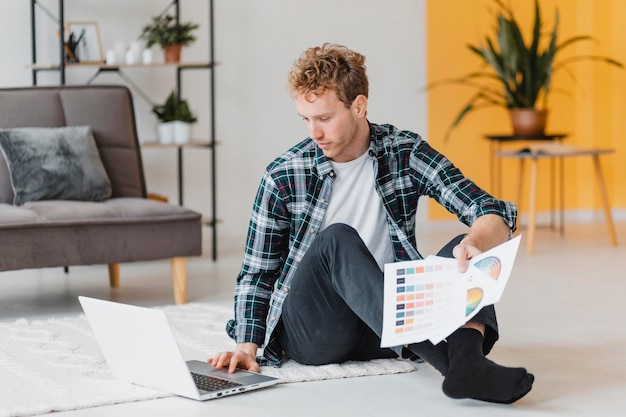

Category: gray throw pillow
[0, 126, 112, 205]
[0, 149, 13, 204]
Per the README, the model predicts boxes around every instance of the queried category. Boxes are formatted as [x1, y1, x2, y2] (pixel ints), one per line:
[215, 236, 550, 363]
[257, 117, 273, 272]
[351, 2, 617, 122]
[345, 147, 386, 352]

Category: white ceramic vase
[157, 121, 191, 144]
[157, 122, 174, 144]
[172, 121, 191, 144]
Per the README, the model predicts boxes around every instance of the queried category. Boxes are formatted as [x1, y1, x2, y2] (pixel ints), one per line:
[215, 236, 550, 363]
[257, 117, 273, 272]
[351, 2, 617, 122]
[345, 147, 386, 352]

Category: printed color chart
[381, 236, 521, 347]
[383, 259, 465, 346]
[393, 262, 455, 338]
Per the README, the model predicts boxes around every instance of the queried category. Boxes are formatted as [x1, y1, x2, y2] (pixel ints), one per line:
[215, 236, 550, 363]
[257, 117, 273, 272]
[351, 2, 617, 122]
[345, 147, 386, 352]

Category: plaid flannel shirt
[226, 123, 517, 367]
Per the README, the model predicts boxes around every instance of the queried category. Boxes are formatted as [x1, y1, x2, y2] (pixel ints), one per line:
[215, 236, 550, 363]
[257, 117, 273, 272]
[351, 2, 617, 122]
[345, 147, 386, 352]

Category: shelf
[484, 133, 568, 142]
[31, 61, 218, 70]
[29, 0, 219, 260]
[140, 141, 215, 148]
[201, 217, 220, 227]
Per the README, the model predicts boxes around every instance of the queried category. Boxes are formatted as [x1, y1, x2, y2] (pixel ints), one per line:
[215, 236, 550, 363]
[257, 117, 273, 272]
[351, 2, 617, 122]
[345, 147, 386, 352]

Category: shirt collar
[313, 143, 334, 176]
[367, 122, 383, 157]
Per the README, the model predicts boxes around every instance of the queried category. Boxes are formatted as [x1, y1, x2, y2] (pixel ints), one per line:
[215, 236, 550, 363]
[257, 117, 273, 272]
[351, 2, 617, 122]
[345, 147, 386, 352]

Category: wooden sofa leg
[171, 257, 187, 304]
[108, 263, 120, 288]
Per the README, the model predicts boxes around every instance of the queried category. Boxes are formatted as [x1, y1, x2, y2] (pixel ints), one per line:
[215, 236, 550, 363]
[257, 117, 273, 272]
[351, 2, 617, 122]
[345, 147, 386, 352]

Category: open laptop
[78, 296, 280, 400]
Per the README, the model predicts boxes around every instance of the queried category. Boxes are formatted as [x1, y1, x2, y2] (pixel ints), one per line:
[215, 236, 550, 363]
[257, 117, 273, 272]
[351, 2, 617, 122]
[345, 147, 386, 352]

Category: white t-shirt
[320, 151, 395, 270]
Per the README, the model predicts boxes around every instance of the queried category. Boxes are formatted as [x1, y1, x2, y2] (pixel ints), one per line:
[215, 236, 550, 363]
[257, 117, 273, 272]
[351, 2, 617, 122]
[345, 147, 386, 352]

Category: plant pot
[163, 44, 182, 63]
[172, 121, 191, 144]
[509, 109, 548, 136]
[157, 122, 174, 144]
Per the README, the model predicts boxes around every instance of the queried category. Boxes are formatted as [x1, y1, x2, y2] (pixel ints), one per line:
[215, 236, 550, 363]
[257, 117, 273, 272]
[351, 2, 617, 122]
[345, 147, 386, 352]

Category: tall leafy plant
[428, 0, 622, 139]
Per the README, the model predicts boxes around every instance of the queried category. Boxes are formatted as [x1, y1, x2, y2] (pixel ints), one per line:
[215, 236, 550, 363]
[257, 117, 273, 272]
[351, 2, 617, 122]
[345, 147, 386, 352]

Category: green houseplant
[140, 14, 199, 63]
[429, 0, 622, 139]
[153, 90, 197, 123]
[153, 91, 197, 144]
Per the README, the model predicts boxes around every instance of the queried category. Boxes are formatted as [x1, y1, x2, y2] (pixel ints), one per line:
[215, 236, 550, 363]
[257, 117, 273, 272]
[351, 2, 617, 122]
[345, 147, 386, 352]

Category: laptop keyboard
[191, 372, 243, 392]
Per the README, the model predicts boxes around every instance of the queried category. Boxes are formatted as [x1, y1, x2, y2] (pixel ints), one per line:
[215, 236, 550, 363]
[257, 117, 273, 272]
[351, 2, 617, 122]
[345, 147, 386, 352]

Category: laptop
[78, 296, 280, 400]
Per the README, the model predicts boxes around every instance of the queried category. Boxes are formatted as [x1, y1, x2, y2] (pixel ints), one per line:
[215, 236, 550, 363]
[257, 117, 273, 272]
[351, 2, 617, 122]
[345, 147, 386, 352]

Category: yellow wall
[426, 0, 626, 221]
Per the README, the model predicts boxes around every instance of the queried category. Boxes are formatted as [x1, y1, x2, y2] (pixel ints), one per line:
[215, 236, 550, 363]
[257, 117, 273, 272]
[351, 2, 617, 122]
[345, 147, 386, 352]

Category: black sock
[442, 328, 534, 404]
[407, 341, 449, 376]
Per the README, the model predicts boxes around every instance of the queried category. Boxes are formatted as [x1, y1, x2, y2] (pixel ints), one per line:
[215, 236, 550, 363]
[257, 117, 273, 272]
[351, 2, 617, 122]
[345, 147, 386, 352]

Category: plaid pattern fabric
[226, 123, 517, 366]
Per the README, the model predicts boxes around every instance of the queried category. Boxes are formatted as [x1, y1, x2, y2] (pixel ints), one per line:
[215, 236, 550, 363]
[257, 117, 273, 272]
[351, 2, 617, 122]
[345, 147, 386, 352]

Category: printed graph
[392, 262, 456, 337]
[381, 236, 521, 346]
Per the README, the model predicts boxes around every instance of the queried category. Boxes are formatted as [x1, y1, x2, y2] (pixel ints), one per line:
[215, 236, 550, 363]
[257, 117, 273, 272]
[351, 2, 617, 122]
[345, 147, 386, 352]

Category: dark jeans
[279, 223, 498, 366]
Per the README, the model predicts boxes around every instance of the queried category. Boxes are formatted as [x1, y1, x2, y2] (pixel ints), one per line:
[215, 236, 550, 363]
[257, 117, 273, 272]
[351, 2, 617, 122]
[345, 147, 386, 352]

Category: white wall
[0, 0, 428, 246]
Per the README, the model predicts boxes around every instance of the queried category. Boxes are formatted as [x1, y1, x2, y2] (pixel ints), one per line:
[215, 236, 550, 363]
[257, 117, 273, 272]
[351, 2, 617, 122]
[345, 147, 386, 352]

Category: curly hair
[287, 43, 368, 109]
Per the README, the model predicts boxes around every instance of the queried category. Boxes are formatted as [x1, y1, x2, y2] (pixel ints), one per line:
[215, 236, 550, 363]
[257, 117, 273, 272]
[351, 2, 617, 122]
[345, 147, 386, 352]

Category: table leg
[496, 142, 502, 197]
[527, 158, 538, 254]
[550, 157, 556, 230]
[592, 155, 618, 246]
[490, 142, 504, 197]
[490, 142, 497, 195]
[516, 158, 525, 214]
[559, 156, 564, 236]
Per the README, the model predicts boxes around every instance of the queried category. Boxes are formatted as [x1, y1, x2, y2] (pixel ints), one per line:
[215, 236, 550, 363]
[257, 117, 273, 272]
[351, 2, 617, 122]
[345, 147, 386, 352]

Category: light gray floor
[1, 221, 626, 416]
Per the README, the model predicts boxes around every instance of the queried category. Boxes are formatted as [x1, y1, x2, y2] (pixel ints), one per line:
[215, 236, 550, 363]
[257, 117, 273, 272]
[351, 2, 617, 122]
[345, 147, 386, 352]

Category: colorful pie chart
[473, 256, 502, 280]
[466, 287, 483, 316]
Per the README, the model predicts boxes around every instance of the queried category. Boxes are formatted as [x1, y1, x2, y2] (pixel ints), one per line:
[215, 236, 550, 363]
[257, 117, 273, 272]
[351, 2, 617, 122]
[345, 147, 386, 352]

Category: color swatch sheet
[381, 235, 521, 347]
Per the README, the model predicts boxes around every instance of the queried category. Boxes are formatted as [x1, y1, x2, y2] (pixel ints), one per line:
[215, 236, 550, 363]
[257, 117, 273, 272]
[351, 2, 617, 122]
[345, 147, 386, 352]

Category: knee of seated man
[319, 223, 359, 241]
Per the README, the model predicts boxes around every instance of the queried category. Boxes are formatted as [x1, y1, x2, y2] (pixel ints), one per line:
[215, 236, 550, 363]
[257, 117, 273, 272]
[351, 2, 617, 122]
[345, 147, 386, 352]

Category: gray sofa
[0, 85, 202, 304]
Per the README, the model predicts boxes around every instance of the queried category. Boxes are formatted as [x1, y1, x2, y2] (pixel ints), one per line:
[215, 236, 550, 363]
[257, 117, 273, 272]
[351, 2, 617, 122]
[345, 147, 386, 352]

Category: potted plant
[428, 0, 622, 139]
[140, 14, 199, 63]
[153, 90, 197, 144]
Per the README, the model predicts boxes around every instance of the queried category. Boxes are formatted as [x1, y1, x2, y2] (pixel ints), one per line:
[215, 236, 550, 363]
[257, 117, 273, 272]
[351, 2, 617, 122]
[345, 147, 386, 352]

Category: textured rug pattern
[0, 303, 416, 417]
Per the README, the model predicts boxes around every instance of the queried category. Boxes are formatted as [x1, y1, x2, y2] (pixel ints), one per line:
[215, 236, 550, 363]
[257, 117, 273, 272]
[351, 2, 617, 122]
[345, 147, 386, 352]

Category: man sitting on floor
[211, 43, 534, 404]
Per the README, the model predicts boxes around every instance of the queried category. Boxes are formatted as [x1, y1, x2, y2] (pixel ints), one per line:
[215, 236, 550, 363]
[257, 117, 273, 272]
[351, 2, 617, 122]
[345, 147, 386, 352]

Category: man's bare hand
[452, 241, 482, 273]
[453, 214, 511, 272]
[209, 342, 260, 373]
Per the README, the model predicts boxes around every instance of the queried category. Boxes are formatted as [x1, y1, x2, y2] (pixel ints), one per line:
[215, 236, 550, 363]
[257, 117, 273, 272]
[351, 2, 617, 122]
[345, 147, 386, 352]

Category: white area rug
[0, 302, 416, 417]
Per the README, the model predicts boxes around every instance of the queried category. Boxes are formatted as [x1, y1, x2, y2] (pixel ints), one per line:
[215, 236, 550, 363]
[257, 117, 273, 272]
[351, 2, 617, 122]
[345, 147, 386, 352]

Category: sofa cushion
[20, 198, 200, 226]
[0, 126, 112, 205]
[0, 203, 41, 225]
[0, 198, 202, 271]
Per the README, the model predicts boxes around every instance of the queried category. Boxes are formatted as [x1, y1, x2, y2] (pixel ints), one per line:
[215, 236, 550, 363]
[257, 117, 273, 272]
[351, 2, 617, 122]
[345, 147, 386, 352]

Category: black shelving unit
[29, 0, 218, 260]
